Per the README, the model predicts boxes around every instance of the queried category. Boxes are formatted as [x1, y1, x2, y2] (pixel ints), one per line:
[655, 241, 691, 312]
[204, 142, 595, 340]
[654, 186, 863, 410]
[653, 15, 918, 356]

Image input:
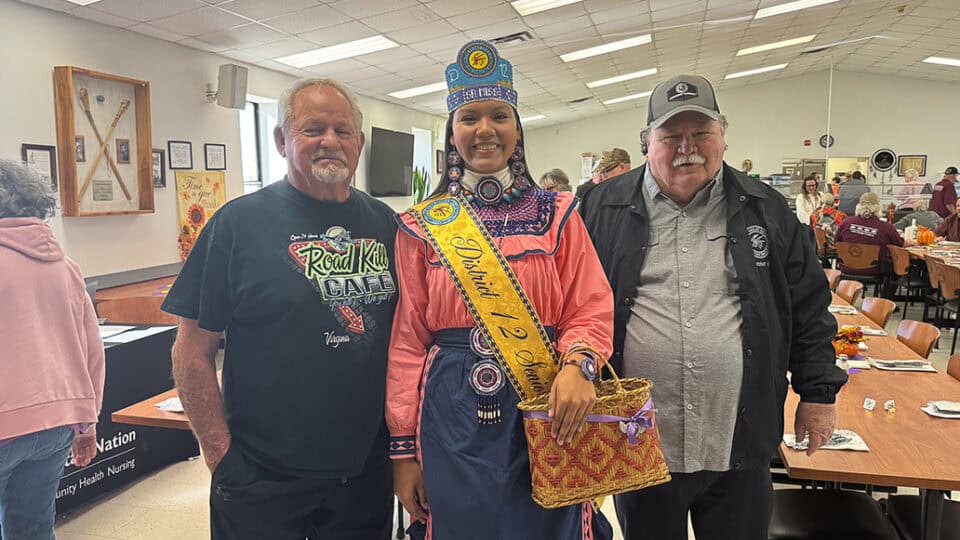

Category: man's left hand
[548, 364, 597, 446]
[794, 402, 836, 456]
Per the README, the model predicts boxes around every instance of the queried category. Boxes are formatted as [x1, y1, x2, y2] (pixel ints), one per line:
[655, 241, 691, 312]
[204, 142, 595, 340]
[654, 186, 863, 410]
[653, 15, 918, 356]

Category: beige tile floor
[54, 301, 955, 539]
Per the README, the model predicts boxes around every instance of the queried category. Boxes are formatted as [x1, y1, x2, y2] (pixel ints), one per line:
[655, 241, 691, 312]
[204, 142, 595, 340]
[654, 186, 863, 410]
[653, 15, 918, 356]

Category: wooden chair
[888, 244, 925, 315]
[948, 355, 960, 381]
[935, 263, 960, 355]
[922, 256, 946, 324]
[861, 297, 896, 328]
[896, 320, 940, 358]
[836, 279, 864, 306]
[823, 268, 841, 291]
[836, 241, 882, 296]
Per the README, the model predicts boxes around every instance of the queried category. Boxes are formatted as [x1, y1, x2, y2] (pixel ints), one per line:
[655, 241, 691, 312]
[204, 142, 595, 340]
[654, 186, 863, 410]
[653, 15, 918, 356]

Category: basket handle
[600, 359, 625, 394]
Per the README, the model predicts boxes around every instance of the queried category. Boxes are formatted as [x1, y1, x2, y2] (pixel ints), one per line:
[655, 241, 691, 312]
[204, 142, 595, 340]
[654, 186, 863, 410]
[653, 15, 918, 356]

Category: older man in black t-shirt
[162, 78, 397, 540]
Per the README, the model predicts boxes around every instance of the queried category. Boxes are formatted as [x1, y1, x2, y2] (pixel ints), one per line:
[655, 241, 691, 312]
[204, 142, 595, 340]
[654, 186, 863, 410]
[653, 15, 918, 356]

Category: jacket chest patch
[747, 225, 769, 267]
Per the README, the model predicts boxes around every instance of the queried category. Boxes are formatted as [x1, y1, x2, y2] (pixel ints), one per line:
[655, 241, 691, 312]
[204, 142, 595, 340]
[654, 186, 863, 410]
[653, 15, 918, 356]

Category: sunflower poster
[175, 171, 226, 261]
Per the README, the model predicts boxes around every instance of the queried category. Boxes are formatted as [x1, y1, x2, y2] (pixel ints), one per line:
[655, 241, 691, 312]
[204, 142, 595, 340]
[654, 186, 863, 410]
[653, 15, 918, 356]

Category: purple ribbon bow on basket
[523, 399, 656, 446]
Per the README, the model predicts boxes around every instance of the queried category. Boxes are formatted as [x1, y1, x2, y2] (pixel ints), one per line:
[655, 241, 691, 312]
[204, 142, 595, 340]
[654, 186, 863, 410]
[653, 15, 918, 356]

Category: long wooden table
[112, 388, 191, 431]
[95, 276, 178, 325]
[779, 293, 960, 540]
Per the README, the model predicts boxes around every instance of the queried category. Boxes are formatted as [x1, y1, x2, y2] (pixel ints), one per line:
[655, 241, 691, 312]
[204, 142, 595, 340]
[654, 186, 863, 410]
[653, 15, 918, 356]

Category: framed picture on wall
[897, 155, 926, 177]
[436, 149, 444, 174]
[21, 143, 58, 190]
[152, 148, 166, 188]
[204, 143, 226, 171]
[168, 140, 193, 170]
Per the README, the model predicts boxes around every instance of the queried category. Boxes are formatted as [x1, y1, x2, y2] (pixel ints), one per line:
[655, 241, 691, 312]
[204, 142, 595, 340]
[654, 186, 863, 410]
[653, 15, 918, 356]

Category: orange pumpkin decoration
[843, 342, 860, 356]
[917, 226, 935, 245]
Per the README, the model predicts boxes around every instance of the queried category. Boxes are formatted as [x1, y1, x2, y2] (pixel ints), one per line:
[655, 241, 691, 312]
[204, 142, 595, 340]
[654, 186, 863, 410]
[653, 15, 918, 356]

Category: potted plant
[412, 166, 431, 204]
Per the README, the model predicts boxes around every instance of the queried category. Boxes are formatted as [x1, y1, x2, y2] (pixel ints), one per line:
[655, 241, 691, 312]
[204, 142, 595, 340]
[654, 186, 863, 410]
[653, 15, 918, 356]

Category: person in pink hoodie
[0, 160, 104, 539]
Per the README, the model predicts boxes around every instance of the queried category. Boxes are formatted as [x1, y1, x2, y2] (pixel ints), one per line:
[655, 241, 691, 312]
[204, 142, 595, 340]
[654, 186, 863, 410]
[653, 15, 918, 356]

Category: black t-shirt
[161, 181, 397, 479]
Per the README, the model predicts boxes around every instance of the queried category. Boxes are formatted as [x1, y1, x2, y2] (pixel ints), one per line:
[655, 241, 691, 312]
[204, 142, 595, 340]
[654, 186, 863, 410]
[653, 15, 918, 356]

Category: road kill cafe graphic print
[288, 226, 396, 338]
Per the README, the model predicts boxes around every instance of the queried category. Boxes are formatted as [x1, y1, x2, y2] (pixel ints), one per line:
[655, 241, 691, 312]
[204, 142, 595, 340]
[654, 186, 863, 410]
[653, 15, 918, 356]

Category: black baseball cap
[946, 166, 958, 175]
[647, 74, 721, 129]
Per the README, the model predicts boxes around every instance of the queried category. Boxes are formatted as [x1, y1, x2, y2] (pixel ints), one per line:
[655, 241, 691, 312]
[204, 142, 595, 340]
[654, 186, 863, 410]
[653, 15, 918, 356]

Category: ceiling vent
[491, 31, 534, 46]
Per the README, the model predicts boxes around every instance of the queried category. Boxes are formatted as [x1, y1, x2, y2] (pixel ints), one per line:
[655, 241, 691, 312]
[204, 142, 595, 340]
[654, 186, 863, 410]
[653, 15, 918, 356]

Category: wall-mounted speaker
[216, 64, 248, 109]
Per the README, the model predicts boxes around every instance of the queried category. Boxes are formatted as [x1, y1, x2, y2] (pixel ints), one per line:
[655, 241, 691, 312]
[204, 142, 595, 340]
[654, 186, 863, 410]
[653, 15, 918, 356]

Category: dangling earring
[509, 144, 529, 189]
[447, 148, 463, 196]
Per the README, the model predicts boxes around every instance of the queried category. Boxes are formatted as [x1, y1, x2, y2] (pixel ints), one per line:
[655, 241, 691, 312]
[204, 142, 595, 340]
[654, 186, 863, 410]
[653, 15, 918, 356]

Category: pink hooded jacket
[0, 217, 104, 440]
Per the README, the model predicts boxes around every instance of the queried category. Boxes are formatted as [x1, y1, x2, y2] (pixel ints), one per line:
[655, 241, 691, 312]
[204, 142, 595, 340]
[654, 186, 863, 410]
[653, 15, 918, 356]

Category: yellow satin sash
[411, 195, 557, 399]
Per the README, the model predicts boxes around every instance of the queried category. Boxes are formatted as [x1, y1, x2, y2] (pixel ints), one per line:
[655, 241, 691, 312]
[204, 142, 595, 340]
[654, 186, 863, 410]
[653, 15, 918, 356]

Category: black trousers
[210, 446, 393, 540]
[614, 465, 773, 540]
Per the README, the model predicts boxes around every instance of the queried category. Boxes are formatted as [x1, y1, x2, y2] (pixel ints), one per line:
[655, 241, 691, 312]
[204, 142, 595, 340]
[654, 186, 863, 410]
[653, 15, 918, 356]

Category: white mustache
[672, 154, 706, 167]
[312, 151, 346, 163]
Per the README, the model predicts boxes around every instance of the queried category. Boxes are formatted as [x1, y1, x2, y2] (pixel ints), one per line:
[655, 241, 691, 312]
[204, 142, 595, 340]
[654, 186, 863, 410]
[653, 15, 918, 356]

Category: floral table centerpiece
[833, 325, 865, 357]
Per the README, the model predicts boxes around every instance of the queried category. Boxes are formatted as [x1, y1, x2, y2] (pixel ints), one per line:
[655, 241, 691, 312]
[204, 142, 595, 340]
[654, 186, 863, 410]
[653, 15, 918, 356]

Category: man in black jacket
[581, 74, 847, 540]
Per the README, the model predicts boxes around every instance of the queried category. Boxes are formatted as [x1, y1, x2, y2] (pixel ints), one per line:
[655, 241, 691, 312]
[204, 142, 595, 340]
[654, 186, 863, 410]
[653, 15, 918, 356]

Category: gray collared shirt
[622, 166, 744, 473]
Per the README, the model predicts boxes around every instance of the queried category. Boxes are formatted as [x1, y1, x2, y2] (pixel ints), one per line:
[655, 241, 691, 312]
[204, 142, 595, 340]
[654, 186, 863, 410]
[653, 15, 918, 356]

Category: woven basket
[517, 364, 671, 509]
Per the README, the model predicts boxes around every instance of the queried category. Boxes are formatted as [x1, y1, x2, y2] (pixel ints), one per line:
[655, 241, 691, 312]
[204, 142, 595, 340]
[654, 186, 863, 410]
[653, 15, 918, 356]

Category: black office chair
[885, 494, 960, 540]
[768, 489, 900, 540]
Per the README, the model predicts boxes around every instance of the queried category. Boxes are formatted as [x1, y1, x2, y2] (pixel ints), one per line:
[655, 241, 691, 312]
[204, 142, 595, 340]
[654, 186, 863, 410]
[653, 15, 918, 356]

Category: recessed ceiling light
[560, 35, 652, 63]
[923, 56, 960, 67]
[520, 114, 546, 122]
[725, 63, 788, 79]
[66, 0, 101, 5]
[276, 36, 398, 68]
[754, 0, 840, 20]
[602, 91, 653, 105]
[586, 68, 657, 88]
[511, 0, 582, 16]
[737, 35, 816, 56]
[387, 81, 447, 99]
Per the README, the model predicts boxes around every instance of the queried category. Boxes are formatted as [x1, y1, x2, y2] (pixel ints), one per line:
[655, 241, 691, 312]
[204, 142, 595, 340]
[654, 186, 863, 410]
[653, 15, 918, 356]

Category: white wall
[0, 1, 444, 277]
[525, 70, 960, 188]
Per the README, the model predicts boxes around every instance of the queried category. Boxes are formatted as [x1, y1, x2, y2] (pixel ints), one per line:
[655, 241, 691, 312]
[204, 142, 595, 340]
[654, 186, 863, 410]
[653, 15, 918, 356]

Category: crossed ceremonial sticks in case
[77, 87, 132, 201]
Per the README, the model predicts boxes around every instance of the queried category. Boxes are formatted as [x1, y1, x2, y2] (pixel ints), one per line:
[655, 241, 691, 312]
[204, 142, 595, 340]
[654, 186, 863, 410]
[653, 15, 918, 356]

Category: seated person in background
[811, 193, 844, 252]
[934, 198, 960, 242]
[896, 168, 927, 210]
[837, 170, 869, 215]
[893, 199, 941, 230]
[835, 192, 912, 299]
[539, 168, 572, 192]
[794, 174, 822, 224]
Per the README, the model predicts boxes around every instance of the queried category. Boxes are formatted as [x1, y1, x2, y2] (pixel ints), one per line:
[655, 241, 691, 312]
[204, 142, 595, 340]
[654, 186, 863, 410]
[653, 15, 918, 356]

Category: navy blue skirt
[410, 328, 612, 540]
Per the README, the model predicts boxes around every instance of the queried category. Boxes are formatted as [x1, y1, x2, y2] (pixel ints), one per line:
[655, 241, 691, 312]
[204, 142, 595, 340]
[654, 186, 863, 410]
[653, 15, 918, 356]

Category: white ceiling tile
[327, 0, 420, 18]
[522, 3, 590, 27]
[150, 6, 250, 36]
[65, 6, 138, 27]
[196, 23, 285, 49]
[590, 4, 651, 24]
[362, 5, 441, 33]
[78, 0, 205, 22]
[299, 21, 379, 46]
[236, 36, 318, 57]
[177, 36, 232, 52]
[423, 0, 504, 18]
[217, 0, 318, 21]
[16, 0, 76, 10]
[261, 5, 351, 34]
[386, 20, 459, 44]
[464, 19, 533, 40]
[301, 58, 368, 75]
[128, 22, 188, 42]
[534, 16, 596, 39]
[447, 4, 519, 30]
[584, 0, 650, 13]
[408, 32, 471, 54]
[354, 45, 423, 66]
[219, 48, 263, 63]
